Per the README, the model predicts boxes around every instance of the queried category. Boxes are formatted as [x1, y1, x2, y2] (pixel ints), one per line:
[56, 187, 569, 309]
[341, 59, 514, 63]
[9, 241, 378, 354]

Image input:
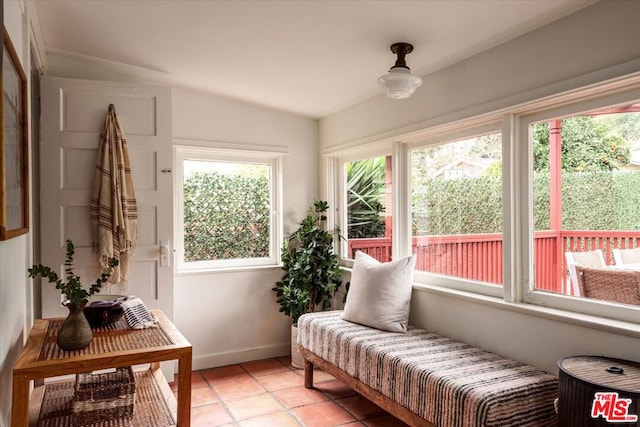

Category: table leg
[177, 351, 192, 426]
[11, 374, 29, 427]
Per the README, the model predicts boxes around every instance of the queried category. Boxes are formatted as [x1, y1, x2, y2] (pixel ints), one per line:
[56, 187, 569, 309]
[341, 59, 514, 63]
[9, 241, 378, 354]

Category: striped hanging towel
[90, 105, 138, 289]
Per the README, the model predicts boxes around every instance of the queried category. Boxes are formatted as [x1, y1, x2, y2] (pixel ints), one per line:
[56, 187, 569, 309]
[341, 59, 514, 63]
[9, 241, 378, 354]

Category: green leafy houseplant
[272, 200, 344, 325]
[28, 239, 118, 308]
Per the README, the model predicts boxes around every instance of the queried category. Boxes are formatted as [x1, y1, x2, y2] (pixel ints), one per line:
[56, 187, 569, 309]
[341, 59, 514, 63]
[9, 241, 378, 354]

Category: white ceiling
[33, 0, 596, 118]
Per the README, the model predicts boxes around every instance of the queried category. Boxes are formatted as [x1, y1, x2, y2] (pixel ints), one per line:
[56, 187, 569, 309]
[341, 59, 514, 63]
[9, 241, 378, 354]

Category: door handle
[160, 240, 171, 267]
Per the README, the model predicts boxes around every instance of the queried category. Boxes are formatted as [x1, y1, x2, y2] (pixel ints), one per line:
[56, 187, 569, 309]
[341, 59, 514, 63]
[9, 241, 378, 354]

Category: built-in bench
[298, 311, 558, 427]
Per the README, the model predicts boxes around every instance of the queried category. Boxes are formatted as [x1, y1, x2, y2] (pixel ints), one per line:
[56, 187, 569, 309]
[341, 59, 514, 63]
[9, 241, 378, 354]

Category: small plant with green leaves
[28, 239, 118, 307]
[272, 200, 344, 325]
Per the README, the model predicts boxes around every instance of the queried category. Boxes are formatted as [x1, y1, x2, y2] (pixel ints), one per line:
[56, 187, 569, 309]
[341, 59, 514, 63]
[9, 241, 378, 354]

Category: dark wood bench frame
[300, 346, 434, 427]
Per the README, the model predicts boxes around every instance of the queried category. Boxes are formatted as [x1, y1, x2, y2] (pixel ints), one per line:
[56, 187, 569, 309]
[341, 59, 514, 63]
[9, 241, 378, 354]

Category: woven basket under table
[72, 366, 135, 426]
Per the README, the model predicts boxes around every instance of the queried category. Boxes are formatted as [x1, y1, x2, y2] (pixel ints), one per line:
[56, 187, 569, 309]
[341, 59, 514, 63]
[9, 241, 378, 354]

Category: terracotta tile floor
[169, 356, 409, 427]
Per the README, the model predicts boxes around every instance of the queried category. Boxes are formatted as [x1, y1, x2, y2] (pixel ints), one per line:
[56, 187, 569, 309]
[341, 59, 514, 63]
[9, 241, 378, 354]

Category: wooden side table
[558, 355, 640, 427]
[11, 309, 192, 427]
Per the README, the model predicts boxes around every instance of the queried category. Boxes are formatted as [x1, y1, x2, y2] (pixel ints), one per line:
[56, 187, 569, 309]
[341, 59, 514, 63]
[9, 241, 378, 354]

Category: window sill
[411, 283, 640, 339]
[176, 264, 282, 276]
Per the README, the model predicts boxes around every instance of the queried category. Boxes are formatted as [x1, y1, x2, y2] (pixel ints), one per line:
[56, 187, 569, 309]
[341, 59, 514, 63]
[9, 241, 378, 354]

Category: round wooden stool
[558, 355, 640, 426]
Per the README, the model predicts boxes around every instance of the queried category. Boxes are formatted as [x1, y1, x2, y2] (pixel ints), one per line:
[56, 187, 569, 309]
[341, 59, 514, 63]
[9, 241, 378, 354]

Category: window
[330, 77, 640, 324]
[175, 147, 281, 270]
[410, 131, 503, 292]
[342, 155, 392, 263]
[524, 99, 640, 317]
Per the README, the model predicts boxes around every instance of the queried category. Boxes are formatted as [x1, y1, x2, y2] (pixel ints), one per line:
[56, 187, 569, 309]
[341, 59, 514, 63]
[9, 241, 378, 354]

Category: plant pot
[57, 302, 93, 351]
[291, 324, 304, 369]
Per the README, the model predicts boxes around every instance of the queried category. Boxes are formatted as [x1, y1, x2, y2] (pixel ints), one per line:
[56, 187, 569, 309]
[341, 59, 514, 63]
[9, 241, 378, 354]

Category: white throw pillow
[342, 251, 416, 333]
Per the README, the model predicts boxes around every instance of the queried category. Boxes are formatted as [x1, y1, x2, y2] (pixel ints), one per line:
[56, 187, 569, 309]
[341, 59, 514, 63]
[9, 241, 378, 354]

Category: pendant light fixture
[378, 42, 423, 99]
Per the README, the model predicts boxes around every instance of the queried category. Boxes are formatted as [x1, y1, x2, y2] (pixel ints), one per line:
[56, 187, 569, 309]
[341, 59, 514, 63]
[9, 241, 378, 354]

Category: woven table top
[559, 355, 640, 394]
[38, 318, 175, 361]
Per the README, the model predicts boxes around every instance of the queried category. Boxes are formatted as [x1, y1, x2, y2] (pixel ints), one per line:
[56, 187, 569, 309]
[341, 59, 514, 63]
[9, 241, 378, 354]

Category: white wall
[320, 0, 640, 375]
[320, 1, 640, 151]
[409, 290, 640, 375]
[0, 1, 34, 426]
[0, 11, 318, 426]
[40, 54, 319, 370]
[0, 237, 29, 427]
[3, 6, 638, 425]
[172, 88, 318, 369]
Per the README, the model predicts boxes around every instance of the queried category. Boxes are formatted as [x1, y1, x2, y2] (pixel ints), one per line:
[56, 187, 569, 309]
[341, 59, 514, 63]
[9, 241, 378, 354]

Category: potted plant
[272, 200, 344, 367]
[28, 239, 118, 351]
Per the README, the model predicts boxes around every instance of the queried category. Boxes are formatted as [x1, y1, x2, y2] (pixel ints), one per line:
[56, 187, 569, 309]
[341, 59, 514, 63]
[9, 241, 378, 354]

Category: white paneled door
[39, 77, 173, 320]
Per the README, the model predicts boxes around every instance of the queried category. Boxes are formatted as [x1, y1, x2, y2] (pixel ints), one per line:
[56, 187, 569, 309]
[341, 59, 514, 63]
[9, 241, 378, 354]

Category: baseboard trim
[192, 343, 290, 371]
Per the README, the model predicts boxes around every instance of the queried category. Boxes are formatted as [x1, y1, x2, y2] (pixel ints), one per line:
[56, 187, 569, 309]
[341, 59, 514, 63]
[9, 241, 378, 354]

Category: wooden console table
[11, 309, 192, 427]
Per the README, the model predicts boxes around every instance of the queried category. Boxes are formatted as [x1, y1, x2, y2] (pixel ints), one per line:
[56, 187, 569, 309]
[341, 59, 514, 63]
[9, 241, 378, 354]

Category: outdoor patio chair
[612, 247, 640, 266]
[576, 265, 640, 305]
[565, 249, 606, 296]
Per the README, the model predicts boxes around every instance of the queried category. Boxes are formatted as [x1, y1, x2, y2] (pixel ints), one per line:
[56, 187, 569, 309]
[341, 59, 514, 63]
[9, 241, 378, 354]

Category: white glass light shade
[378, 67, 423, 99]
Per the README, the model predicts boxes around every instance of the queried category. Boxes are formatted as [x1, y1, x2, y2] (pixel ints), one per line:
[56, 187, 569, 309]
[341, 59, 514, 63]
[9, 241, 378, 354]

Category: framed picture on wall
[0, 26, 28, 240]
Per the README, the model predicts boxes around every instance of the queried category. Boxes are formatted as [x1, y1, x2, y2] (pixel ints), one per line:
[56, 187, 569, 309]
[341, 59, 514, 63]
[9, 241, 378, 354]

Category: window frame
[326, 75, 640, 325]
[407, 122, 504, 297]
[514, 88, 640, 323]
[174, 145, 282, 272]
[336, 146, 393, 268]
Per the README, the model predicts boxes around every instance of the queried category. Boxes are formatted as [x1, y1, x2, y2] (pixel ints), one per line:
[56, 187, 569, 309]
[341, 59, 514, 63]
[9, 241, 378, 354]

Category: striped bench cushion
[298, 311, 558, 427]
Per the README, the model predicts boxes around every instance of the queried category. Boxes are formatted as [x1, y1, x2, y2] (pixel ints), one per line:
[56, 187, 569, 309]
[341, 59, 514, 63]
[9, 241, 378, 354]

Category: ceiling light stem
[390, 42, 413, 70]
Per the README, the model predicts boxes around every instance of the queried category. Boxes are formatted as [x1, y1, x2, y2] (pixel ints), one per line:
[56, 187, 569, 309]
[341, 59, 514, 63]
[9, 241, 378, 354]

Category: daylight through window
[531, 104, 640, 307]
[176, 148, 280, 270]
[344, 155, 392, 263]
[411, 132, 503, 285]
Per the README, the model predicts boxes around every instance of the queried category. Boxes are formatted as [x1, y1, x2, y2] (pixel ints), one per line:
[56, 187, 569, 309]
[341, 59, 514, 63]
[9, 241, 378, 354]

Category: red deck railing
[348, 230, 640, 294]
